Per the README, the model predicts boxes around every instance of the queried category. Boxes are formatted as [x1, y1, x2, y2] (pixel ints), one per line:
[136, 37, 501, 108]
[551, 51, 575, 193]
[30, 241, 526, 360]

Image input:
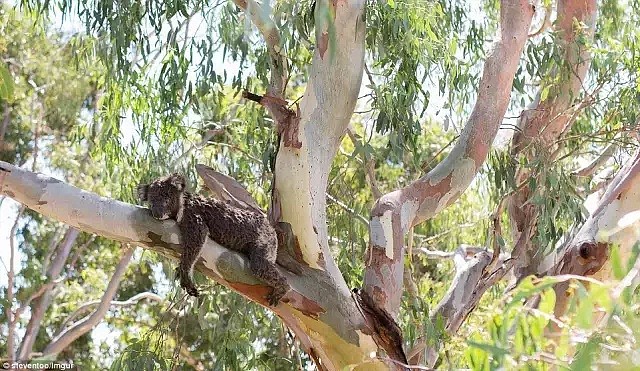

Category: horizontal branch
[0, 161, 392, 369]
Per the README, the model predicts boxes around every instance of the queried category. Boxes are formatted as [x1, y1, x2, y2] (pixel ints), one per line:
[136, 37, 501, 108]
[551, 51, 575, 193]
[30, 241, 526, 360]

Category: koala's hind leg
[177, 216, 207, 297]
[249, 249, 289, 306]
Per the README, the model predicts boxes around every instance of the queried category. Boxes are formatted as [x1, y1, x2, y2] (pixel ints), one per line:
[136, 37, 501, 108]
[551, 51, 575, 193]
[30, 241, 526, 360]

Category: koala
[137, 173, 289, 306]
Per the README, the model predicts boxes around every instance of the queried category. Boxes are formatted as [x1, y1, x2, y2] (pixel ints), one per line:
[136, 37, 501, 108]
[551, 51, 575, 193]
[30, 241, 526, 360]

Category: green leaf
[0, 63, 14, 100]
[467, 340, 510, 358]
[540, 85, 550, 101]
[538, 288, 556, 314]
[610, 245, 625, 280]
[575, 284, 593, 329]
[570, 337, 600, 371]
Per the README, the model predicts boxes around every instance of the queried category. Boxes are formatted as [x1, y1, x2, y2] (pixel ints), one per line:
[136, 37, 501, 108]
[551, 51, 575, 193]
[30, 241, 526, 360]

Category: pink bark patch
[286, 291, 326, 319]
[227, 281, 273, 305]
[318, 32, 329, 59]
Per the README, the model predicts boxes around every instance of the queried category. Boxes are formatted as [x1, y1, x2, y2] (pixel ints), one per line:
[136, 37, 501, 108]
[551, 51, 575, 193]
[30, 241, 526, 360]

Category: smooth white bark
[273, 0, 365, 296]
[0, 161, 387, 370]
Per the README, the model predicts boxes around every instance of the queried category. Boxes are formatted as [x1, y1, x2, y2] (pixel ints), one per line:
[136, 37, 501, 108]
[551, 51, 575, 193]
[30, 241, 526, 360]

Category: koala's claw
[181, 279, 199, 297]
[186, 286, 200, 297]
[175, 267, 199, 297]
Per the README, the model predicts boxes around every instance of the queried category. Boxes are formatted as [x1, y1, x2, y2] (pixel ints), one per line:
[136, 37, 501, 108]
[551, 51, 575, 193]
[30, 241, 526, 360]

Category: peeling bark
[196, 163, 263, 213]
[509, 0, 598, 281]
[363, 0, 535, 316]
[546, 150, 640, 318]
[355, 289, 408, 367]
[0, 161, 394, 370]
[242, 91, 302, 149]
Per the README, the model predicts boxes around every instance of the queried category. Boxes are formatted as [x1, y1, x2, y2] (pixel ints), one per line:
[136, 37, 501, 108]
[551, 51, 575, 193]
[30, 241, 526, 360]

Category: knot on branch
[242, 90, 302, 149]
[578, 242, 597, 260]
[576, 241, 610, 275]
[557, 240, 610, 276]
[354, 288, 408, 368]
[275, 221, 305, 274]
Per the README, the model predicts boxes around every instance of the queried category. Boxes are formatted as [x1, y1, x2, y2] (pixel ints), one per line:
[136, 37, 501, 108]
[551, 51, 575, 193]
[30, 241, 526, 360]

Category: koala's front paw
[175, 267, 199, 297]
[181, 278, 200, 297]
[185, 285, 200, 297]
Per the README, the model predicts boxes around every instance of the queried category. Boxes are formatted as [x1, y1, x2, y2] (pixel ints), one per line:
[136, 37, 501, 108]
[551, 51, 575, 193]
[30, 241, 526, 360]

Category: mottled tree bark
[363, 0, 535, 317]
[509, 0, 598, 281]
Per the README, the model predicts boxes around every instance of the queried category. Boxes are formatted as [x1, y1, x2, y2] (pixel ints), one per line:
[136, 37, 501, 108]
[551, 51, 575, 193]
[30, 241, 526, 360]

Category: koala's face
[137, 174, 186, 221]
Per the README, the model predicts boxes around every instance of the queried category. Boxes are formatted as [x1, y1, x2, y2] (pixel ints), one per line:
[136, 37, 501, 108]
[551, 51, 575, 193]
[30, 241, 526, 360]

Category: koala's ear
[136, 184, 149, 202]
[170, 173, 186, 191]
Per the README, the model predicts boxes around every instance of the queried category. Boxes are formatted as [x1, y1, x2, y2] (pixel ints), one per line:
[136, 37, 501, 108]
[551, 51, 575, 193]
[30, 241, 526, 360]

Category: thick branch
[363, 0, 535, 316]
[272, 0, 365, 284]
[232, 0, 288, 97]
[0, 161, 395, 370]
[42, 247, 134, 357]
[17, 227, 79, 360]
[508, 0, 598, 280]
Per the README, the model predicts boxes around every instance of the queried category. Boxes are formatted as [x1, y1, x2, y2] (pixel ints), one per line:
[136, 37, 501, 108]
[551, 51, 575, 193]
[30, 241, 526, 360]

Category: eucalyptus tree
[2, 0, 640, 369]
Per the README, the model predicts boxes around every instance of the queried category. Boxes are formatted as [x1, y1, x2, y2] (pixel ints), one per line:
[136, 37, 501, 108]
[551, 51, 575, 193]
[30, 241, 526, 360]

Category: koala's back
[184, 193, 276, 254]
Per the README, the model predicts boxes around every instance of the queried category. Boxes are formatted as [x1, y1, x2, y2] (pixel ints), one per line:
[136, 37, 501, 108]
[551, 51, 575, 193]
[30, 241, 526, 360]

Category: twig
[326, 192, 369, 226]
[6, 206, 25, 362]
[345, 126, 382, 199]
[57, 291, 164, 333]
[572, 143, 618, 177]
[13, 277, 64, 320]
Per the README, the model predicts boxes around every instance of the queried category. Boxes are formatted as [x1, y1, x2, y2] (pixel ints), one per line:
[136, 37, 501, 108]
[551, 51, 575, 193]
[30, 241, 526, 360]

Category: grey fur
[137, 173, 289, 305]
